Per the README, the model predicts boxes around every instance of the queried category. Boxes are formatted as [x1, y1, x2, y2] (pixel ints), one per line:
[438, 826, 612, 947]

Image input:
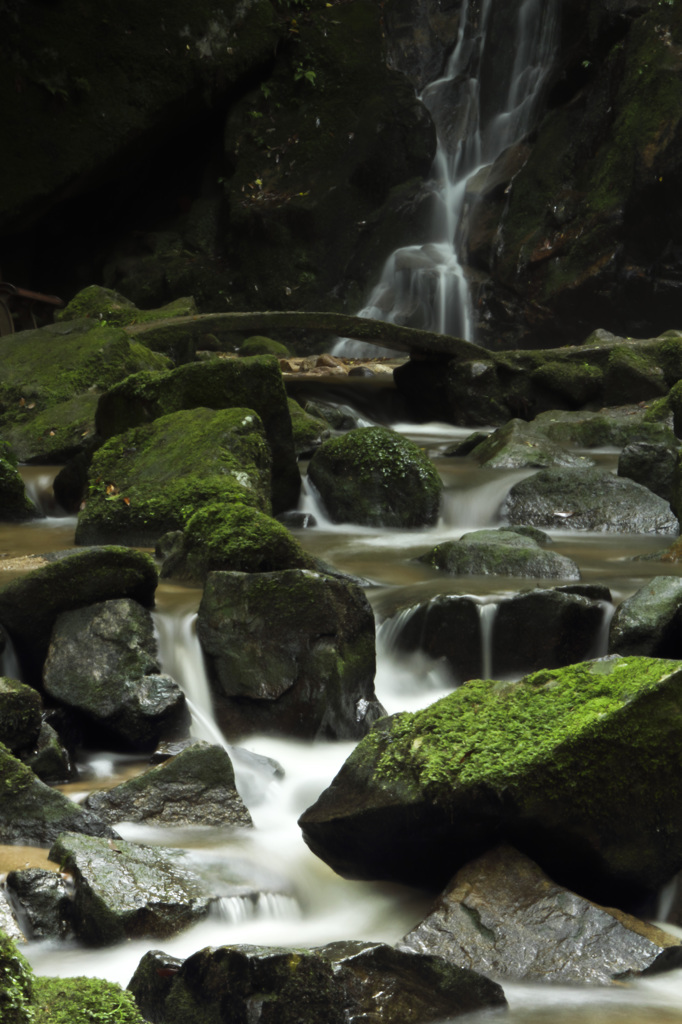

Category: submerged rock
[402, 845, 682, 985]
[197, 569, 382, 741]
[129, 939, 506, 1024]
[82, 741, 252, 829]
[76, 406, 272, 547]
[299, 656, 682, 903]
[47, 834, 214, 947]
[43, 598, 189, 751]
[418, 528, 581, 580]
[504, 466, 678, 534]
[307, 426, 442, 528]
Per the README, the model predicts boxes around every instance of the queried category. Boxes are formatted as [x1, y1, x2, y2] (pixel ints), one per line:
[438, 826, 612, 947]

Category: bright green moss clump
[0, 930, 33, 1024]
[372, 657, 682, 797]
[33, 976, 145, 1024]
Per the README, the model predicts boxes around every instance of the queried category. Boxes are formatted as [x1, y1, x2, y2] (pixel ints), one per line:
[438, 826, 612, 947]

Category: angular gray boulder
[468, 418, 595, 469]
[504, 467, 678, 534]
[197, 570, 383, 740]
[609, 576, 682, 658]
[307, 426, 442, 528]
[82, 741, 252, 829]
[129, 939, 506, 1024]
[43, 598, 189, 751]
[418, 528, 581, 580]
[299, 656, 682, 904]
[402, 845, 682, 985]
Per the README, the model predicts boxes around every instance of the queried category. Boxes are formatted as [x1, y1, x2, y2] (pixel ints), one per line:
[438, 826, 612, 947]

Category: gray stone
[418, 529, 581, 580]
[609, 576, 682, 658]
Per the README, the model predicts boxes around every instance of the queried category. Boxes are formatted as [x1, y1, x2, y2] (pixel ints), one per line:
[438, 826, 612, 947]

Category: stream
[3, 410, 682, 1023]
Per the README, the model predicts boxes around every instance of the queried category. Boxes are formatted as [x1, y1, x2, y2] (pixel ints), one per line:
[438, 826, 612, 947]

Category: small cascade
[334, 0, 560, 355]
[209, 893, 300, 925]
[441, 468, 535, 531]
[19, 468, 69, 519]
[153, 610, 222, 746]
[0, 631, 21, 681]
[375, 604, 457, 715]
[477, 600, 498, 679]
[591, 600, 616, 659]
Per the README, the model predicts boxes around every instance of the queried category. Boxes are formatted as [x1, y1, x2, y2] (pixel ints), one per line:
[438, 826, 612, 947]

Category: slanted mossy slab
[76, 407, 271, 546]
[95, 355, 300, 513]
[299, 656, 682, 902]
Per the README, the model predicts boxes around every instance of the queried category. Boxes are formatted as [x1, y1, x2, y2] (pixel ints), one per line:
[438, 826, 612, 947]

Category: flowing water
[334, 0, 560, 356]
[4, 416, 682, 1023]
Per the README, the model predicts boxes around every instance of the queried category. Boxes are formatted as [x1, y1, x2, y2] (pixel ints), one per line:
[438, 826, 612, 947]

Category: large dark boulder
[618, 441, 680, 503]
[299, 656, 682, 904]
[129, 939, 506, 1024]
[389, 595, 484, 684]
[82, 741, 252, 829]
[42, 598, 189, 752]
[307, 427, 442, 528]
[418, 528, 581, 580]
[504, 466, 678, 534]
[0, 546, 157, 683]
[95, 356, 300, 514]
[197, 569, 382, 740]
[76, 406, 272, 546]
[402, 844, 682, 984]
[0, 743, 116, 846]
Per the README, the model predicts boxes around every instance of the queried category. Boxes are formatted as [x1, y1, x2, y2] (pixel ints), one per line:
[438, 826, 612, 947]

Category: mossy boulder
[94, 355, 300, 513]
[0, 743, 115, 846]
[76, 406, 272, 546]
[129, 940, 506, 1024]
[158, 503, 312, 584]
[467, 419, 595, 470]
[56, 285, 196, 328]
[197, 569, 382, 740]
[82, 741, 252, 828]
[0, 546, 157, 682]
[240, 335, 289, 357]
[299, 656, 682, 903]
[504, 466, 678, 534]
[288, 397, 331, 458]
[0, 929, 32, 1024]
[0, 460, 37, 521]
[531, 406, 677, 450]
[307, 426, 442, 527]
[0, 678, 42, 753]
[43, 598, 190, 752]
[0, 319, 171, 463]
[418, 529, 581, 580]
[32, 976, 146, 1024]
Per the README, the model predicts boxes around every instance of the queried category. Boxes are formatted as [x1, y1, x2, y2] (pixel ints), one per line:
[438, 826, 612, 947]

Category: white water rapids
[8, 427, 682, 1023]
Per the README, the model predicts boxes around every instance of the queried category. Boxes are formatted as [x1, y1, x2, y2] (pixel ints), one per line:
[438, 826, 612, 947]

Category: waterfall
[334, 0, 560, 356]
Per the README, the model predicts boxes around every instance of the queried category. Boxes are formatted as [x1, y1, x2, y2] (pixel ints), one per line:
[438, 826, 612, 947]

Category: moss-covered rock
[94, 355, 300, 513]
[0, 678, 42, 753]
[197, 569, 382, 740]
[0, 743, 115, 846]
[0, 459, 38, 521]
[33, 976, 146, 1024]
[308, 426, 442, 527]
[240, 335, 290, 357]
[468, 419, 595, 469]
[418, 529, 581, 580]
[56, 285, 197, 329]
[299, 655, 682, 902]
[158, 503, 312, 584]
[532, 405, 676, 449]
[0, 929, 32, 1024]
[609, 576, 682, 658]
[76, 406, 271, 546]
[288, 397, 330, 457]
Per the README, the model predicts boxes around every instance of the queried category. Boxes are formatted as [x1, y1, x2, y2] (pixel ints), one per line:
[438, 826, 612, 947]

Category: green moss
[370, 657, 682, 799]
[530, 360, 604, 406]
[0, 929, 33, 1024]
[0, 458, 36, 521]
[288, 397, 329, 456]
[32, 976, 145, 1024]
[240, 335, 290, 357]
[56, 285, 197, 328]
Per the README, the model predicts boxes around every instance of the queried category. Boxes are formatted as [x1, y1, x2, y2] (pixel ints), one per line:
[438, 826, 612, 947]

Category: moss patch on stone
[56, 285, 197, 328]
[240, 335, 290, 357]
[0, 929, 33, 1024]
[32, 976, 145, 1024]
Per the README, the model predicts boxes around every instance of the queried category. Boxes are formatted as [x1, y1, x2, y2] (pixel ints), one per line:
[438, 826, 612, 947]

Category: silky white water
[334, 0, 561, 355]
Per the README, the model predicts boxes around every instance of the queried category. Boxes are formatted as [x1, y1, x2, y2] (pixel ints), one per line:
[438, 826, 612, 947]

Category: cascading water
[334, 0, 560, 356]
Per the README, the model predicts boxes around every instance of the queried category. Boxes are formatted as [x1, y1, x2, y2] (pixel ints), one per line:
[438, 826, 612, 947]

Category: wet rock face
[299, 656, 682, 904]
[82, 741, 253, 829]
[609, 576, 682, 658]
[5, 869, 71, 941]
[197, 569, 382, 741]
[402, 845, 682, 985]
[0, 678, 42, 753]
[504, 466, 678, 534]
[308, 426, 443, 528]
[418, 528, 581, 580]
[43, 598, 189, 751]
[130, 939, 506, 1024]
